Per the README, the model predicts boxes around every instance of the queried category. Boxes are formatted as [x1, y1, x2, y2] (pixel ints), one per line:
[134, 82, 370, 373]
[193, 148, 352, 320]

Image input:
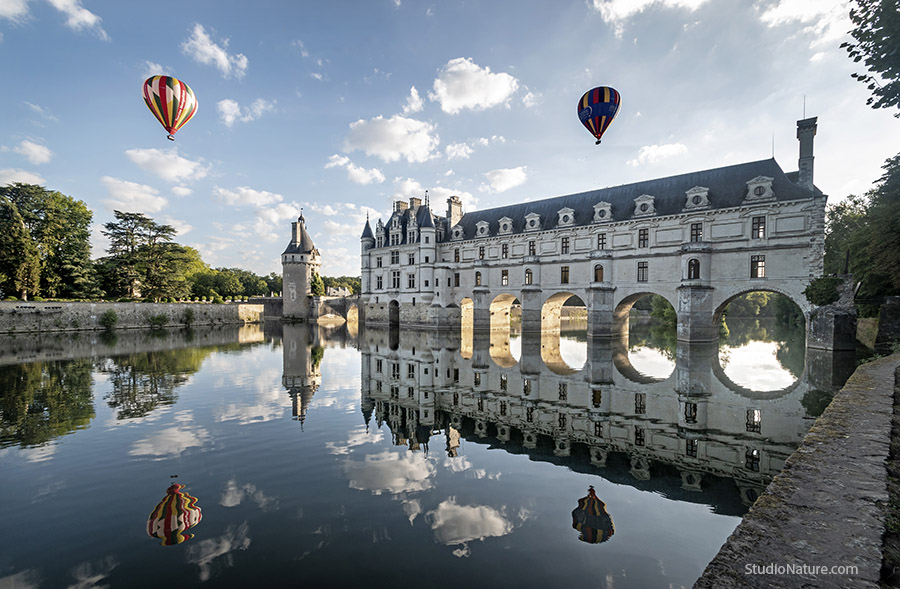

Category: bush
[32, 297, 44, 302]
[117, 297, 132, 302]
[182, 307, 195, 326]
[148, 314, 167, 328]
[212, 296, 225, 304]
[99, 309, 118, 330]
[5, 296, 18, 302]
[803, 277, 843, 306]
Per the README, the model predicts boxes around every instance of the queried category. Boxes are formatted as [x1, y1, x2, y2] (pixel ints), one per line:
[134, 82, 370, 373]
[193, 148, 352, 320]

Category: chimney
[797, 117, 817, 191]
[409, 197, 422, 210]
[291, 220, 298, 244]
[447, 195, 463, 227]
[393, 200, 409, 213]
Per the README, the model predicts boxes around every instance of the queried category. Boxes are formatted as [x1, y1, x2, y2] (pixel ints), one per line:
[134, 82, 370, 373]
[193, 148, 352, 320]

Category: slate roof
[283, 216, 317, 254]
[361, 219, 374, 240]
[374, 204, 442, 245]
[447, 158, 818, 241]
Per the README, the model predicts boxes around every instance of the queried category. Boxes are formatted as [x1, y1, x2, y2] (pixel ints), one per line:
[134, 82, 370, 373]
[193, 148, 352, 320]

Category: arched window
[524, 269, 533, 285]
[593, 264, 604, 282]
[474, 271, 482, 286]
[688, 258, 700, 280]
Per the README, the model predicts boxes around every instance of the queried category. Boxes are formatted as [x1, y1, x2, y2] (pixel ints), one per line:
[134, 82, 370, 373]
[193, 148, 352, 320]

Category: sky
[1, 0, 898, 278]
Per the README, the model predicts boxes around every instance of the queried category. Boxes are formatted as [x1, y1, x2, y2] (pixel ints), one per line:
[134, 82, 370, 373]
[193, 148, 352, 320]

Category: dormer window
[633, 194, 656, 218]
[524, 212, 541, 232]
[452, 225, 464, 241]
[745, 176, 775, 202]
[593, 201, 613, 223]
[498, 216, 513, 235]
[557, 207, 575, 227]
[684, 186, 710, 210]
[476, 221, 490, 237]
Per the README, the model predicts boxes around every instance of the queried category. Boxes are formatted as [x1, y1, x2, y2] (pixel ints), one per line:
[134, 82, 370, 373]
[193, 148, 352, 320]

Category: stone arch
[713, 287, 807, 324]
[613, 291, 677, 340]
[490, 293, 520, 331]
[388, 299, 400, 327]
[541, 292, 587, 374]
[612, 339, 674, 384]
[489, 294, 520, 368]
[541, 291, 585, 332]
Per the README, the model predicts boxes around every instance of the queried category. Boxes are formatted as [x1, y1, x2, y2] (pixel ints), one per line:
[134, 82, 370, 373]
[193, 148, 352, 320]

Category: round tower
[282, 213, 321, 320]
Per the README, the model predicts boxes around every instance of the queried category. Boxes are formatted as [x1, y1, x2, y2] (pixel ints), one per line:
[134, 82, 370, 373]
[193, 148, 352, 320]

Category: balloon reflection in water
[571, 486, 614, 544]
[147, 483, 202, 546]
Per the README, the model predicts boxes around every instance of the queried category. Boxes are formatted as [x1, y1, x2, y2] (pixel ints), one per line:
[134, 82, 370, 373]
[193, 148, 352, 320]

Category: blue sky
[1, 0, 898, 277]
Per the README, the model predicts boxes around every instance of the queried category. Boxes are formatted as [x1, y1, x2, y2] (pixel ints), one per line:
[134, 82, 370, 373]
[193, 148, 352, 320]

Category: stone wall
[0, 301, 264, 334]
[694, 353, 900, 588]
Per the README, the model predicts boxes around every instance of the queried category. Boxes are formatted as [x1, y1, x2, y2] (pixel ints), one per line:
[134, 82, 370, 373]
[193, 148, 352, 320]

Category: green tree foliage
[0, 359, 95, 447]
[1, 184, 97, 299]
[187, 267, 269, 298]
[0, 196, 40, 299]
[310, 272, 325, 296]
[265, 272, 283, 295]
[841, 0, 900, 115]
[321, 275, 361, 295]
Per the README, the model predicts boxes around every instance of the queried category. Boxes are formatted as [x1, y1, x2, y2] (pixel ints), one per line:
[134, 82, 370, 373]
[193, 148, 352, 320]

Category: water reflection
[571, 486, 615, 544]
[146, 483, 203, 546]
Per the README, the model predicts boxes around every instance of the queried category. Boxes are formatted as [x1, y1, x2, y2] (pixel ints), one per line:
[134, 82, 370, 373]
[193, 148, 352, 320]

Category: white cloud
[481, 166, 528, 193]
[445, 142, 473, 160]
[141, 60, 168, 81]
[0, 0, 29, 22]
[627, 142, 688, 166]
[308, 203, 338, 216]
[251, 202, 302, 242]
[291, 39, 310, 58]
[162, 216, 193, 236]
[429, 57, 519, 114]
[756, 0, 851, 57]
[391, 177, 477, 212]
[0, 168, 45, 184]
[587, 0, 710, 35]
[402, 86, 424, 114]
[181, 23, 248, 78]
[427, 498, 512, 555]
[522, 90, 539, 108]
[475, 135, 506, 146]
[311, 72, 324, 81]
[101, 176, 168, 213]
[324, 154, 385, 185]
[344, 115, 439, 163]
[14, 140, 53, 164]
[172, 186, 193, 197]
[24, 102, 58, 122]
[125, 148, 210, 183]
[217, 98, 275, 127]
[46, 0, 108, 39]
[89, 222, 109, 258]
[213, 185, 283, 207]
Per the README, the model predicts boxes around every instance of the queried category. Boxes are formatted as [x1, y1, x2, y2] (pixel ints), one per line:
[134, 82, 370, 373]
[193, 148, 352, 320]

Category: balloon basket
[167, 135, 175, 141]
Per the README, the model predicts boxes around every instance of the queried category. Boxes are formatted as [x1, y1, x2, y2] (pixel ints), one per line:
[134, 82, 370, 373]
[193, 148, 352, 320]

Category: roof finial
[424, 189, 429, 207]
[299, 207, 305, 225]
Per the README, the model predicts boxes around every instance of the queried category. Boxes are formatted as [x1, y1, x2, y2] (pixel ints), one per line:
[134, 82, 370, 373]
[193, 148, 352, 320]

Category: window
[424, 236, 430, 243]
[751, 255, 766, 278]
[638, 228, 649, 248]
[474, 373, 481, 386]
[592, 389, 602, 408]
[454, 249, 460, 263]
[635, 393, 646, 414]
[408, 254, 415, 265]
[747, 409, 762, 433]
[500, 374, 507, 391]
[475, 271, 482, 286]
[593, 264, 604, 282]
[424, 280, 429, 287]
[561, 266, 569, 284]
[392, 363, 400, 378]
[453, 393, 459, 406]
[524, 269, 533, 285]
[454, 273, 460, 287]
[558, 382, 567, 401]
[376, 257, 383, 268]
[391, 250, 399, 264]
[688, 258, 700, 280]
[392, 271, 400, 289]
[500, 401, 507, 416]
[523, 379, 531, 395]
[453, 368, 459, 382]
[528, 241, 536, 256]
[527, 407, 534, 423]
[594, 422, 602, 436]
[376, 359, 382, 373]
[377, 237, 383, 248]
[408, 364, 415, 378]
[425, 256, 429, 263]
[690, 222, 702, 242]
[686, 439, 698, 457]
[635, 427, 645, 446]
[501, 270, 509, 286]
[752, 216, 766, 239]
[502, 244, 509, 259]
[684, 402, 698, 424]
[479, 245, 485, 259]
[561, 237, 570, 254]
[408, 274, 415, 289]
[597, 234, 607, 249]
[745, 448, 760, 471]
[376, 276, 383, 290]
[478, 398, 484, 412]
[559, 414, 567, 429]
[390, 234, 399, 246]
[637, 261, 648, 282]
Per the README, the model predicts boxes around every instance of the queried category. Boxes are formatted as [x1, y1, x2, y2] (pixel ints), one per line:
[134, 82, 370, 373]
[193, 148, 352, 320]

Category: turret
[282, 212, 321, 320]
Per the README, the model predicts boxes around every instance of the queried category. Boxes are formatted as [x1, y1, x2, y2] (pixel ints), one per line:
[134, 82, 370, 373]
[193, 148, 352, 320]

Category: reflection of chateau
[358, 328, 836, 509]
[281, 323, 323, 423]
[360, 119, 825, 341]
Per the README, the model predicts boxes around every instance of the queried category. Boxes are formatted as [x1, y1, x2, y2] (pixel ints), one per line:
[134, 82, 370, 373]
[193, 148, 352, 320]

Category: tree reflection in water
[0, 359, 95, 448]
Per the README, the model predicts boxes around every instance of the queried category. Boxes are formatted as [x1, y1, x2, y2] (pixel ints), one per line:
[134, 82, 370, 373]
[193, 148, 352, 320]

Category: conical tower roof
[361, 218, 374, 239]
[283, 213, 317, 254]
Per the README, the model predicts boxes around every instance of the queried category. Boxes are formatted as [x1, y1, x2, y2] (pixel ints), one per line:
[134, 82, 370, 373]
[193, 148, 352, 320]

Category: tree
[310, 272, 325, 296]
[101, 211, 151, 297]
[265, 272, 282, 296]
[842, 0, 900, 116]
[0, 196, 40, 299]
[866, 153, 900, 290]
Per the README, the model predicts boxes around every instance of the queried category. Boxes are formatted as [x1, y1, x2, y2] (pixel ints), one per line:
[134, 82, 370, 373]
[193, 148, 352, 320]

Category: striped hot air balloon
[577, 86, 621, 145]
[142, 76, 198, 141]
[147, 483, 202, 546]
[571, 486, 615, 544]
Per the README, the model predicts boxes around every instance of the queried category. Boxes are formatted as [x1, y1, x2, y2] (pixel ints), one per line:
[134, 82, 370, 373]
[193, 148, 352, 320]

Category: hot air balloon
[147, 483, 202, 546]
[577, 86, 621, 145]
[142, 75, 198, 141]
[571, 486, 615, 544]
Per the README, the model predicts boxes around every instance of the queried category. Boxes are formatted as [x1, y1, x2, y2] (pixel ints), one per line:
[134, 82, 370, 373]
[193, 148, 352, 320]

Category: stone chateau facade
[360, 118, 826, 340]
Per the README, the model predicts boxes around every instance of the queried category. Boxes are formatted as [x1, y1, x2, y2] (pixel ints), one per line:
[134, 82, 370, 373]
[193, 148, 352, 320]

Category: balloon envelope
[571, 486, 615, 544]
[577, 86, 621, 144]
[147, 483, 202, 546]
[142, 76, 198, 140]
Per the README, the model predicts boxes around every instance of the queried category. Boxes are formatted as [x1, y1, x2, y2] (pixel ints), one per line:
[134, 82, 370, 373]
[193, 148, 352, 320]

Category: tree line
[0, 183, 358, 302]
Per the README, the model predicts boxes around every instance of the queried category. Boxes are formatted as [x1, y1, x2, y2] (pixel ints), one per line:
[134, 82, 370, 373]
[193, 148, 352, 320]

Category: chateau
[359, 118, 826, 340]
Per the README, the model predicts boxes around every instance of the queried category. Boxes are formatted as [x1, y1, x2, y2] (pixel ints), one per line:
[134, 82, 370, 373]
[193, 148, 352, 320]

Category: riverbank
[694, 353, 900, 588]
[0, 301, 264, 334]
